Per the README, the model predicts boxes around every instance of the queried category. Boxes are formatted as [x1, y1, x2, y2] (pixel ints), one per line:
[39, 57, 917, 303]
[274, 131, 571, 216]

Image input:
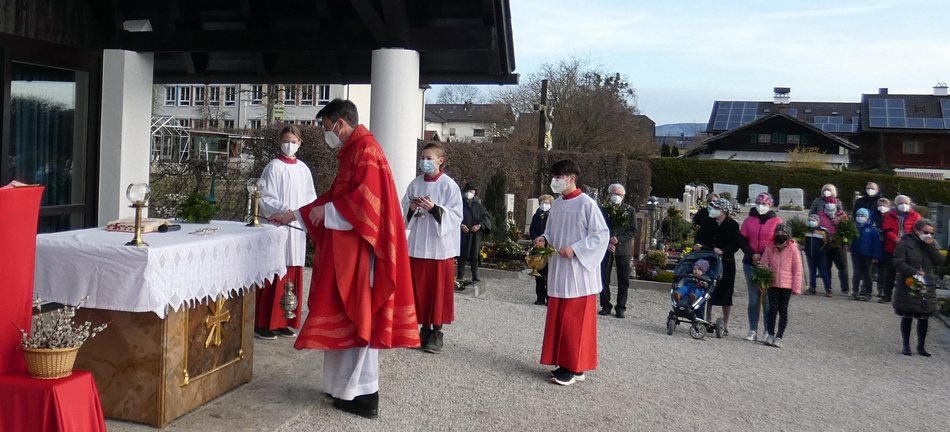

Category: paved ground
[104, 261, 950, 432]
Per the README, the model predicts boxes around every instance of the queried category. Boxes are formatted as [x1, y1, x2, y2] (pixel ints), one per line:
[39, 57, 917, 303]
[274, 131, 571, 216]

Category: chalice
[525, 246, 556, 277]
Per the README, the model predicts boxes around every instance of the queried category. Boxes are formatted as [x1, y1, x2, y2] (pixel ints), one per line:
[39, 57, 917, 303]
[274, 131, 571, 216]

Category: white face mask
[610, 194, 623, 205]
[756, 204, 770, 215]
[807, 220, 818, 228]
[878, 206, 890, 214]
[898, 203, 910, 213]
[550, 178, 568, 194]
[823, 190, 832, 197]
[918, 232, 933, 242]
[707, 207, 722, 218]
[866, 189, 877, 197]
[540, 203, 551, 212]
[824, 203, 836, 212]
[280, 141, 300, 158]
[856, 216, 868, 225]
[324, 122, 343, 149]
[464, 191, 475, 200]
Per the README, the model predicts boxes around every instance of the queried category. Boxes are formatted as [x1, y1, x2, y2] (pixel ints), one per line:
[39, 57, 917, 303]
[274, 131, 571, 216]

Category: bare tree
[435, 85, 483, 104]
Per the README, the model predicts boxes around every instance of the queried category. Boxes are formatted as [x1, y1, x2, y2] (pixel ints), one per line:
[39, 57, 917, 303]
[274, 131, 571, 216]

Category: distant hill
[656, 123, 706, 137]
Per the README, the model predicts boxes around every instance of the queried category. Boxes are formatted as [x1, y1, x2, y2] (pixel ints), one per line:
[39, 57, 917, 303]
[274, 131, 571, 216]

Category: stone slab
[780, 188, 805, 208]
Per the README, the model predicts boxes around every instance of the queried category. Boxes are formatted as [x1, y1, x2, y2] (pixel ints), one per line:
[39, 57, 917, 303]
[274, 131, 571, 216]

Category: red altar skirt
[540, 295, 598, 373]
[410, 257, 455, 326]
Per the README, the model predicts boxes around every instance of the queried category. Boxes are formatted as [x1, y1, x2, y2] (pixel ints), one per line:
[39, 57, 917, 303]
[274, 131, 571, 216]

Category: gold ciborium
[280, 281, 298, 320]
[525, 246, 556, 277]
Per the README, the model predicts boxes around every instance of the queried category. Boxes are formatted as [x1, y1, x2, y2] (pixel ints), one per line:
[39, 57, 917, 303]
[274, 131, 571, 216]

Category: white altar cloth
[33, 221, 289, 318]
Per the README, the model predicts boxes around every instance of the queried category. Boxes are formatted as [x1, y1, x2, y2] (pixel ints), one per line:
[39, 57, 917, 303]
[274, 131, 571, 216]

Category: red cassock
[540, 295, 598, 373]
[294, 125, 420, 350]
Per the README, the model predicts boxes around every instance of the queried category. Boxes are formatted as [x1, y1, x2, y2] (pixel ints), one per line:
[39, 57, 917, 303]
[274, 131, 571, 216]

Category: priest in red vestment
[269, 99, 419, 419]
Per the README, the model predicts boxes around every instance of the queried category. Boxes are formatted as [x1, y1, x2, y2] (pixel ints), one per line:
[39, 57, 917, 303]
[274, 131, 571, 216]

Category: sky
[491, 0, 950, 126]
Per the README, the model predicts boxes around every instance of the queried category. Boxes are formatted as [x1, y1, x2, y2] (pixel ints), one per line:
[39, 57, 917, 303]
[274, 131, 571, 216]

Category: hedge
[651, 158, 950, 207]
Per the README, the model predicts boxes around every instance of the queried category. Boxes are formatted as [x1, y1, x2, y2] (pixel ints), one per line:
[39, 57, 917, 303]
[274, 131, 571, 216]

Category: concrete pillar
[369, 48, 422, 196]
[97, 50, 154, 226]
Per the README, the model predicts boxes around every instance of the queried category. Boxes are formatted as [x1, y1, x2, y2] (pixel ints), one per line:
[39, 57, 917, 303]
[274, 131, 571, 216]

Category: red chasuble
[294, 125, 420, 350]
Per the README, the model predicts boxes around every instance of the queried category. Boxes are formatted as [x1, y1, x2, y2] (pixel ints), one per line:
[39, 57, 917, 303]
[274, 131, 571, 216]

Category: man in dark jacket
[529, 194, 554, 305]
[852, 182, 884, 227]
[458, 183, 491, 283]
[599, 184, 639, 319]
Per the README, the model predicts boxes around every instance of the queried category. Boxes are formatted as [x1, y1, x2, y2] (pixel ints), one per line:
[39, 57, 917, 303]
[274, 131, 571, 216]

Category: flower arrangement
[787, 217, 809, 244]
[834, 219, 858, 247]
[601, 201, 632, 235]
[750, 264, 775, 291]
[905, 275, 927, 297]
[16, 297, 108, 349]
[179, 190, 219, 223]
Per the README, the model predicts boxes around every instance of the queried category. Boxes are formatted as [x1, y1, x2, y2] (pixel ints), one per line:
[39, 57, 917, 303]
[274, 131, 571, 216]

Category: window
[224, 86, 236, 106]
[449, 127, 456, 136]
[473, 129, 486, 137]
[300, 85, 314, 106]
[249, 119, 262, 129]
[178, 86, 191, 106]
[903, 140, 923, 154]
[284, 85, 297, 105]
[771, 133, 786, 144]
[757, 134, 771, 143]
[208, 119, 219, 129]
[178, 118, 191, 128]
[251, 85, 264, 105]
[317, 85, 330, 104]
[208, 86, 220, 106]
[787, 135, 801, 145]
[194, 119, 205, 129]
[193, 86, 205, 106]
[223, 120, 234, 129]
[165, 86, 177, 106]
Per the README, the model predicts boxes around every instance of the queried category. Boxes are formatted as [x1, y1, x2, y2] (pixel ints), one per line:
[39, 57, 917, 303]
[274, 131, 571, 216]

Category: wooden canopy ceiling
[97, 0, 517, 85]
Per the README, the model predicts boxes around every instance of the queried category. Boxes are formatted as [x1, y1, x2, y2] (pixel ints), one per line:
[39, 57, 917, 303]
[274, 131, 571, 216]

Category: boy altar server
[533, 159, 610, 386]
[402, 142, 463, 354]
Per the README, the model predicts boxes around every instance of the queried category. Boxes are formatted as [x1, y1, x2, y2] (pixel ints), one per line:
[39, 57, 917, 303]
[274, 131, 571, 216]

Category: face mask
[540, 203, 551, 212]
[550, 178, 568, 194]
[419, 159, 437, 174]
[807, 220, 818, 228]
[878, 206, 890, 214]
[707, 207, 722, 218]
[280, 142, 300, 157]
[464, 191, 475, 200]
[823, 190, 832, 197]
[824, 203, 836, 212]
[856, 216, 868, 225]
[324, 122, 342, 149]
[867, 189, 877, 197]
[610, 194, 623, 205]
[898, 203, 910, 213]
[774, 235, 789, 245]
[919, 233, 933, 242]
[756, 204, 770, 215]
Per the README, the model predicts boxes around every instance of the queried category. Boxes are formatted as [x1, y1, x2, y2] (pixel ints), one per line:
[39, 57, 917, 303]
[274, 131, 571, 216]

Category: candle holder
[280, 281, 298, 320]
[246, 178, 265, 227]
[126, 183, 150, 247]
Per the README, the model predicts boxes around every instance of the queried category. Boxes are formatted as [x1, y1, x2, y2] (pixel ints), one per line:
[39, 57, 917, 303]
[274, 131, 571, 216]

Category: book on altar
[1, 180, 41, 190]
[106, 217, 170, 233]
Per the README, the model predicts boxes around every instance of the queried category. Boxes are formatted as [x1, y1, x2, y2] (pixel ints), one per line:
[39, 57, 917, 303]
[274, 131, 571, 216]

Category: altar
[33, 221, 289, 427]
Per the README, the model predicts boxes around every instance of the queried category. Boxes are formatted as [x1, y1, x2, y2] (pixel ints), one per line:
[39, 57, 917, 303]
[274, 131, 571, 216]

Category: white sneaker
[772, 338, 783, 348]
[744, 330, 756, 341]
[761, 333, 770, 343]
[764, 335, 775, 346]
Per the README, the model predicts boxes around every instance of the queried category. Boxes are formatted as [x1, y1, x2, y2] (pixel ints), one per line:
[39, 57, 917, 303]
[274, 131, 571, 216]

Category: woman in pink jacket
[760, 223, 802, 348]
[740, 193, 782, 342]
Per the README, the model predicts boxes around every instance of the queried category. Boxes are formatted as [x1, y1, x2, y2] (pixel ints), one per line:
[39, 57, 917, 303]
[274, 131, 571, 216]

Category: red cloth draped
[0, 371, 107, 432]
[410, 257, 455, 326]
[294, 125, 420, 350]
[0, 185, 44, 374]
[256, 266, 303, 330]
[540, 295, 598, 373]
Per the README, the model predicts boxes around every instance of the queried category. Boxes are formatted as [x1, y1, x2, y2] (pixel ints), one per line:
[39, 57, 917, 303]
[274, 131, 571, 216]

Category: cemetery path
[106, 266, 950, 432]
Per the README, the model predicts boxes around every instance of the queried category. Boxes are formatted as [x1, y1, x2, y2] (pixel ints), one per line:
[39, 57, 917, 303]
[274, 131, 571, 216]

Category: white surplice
[259, 157, 318, 266]
[401, 173, 463, 260]
[542, 192, 610, 299]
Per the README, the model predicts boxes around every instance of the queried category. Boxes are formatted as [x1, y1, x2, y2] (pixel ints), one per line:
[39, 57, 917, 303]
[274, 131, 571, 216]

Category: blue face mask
[419, 159, 437, 174]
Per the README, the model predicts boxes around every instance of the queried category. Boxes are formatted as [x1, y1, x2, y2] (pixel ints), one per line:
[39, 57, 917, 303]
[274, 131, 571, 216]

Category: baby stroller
[665, 250, 724, 340]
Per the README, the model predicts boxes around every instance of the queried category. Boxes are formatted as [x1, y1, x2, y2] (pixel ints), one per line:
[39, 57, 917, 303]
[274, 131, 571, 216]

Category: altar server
[533, 159, 610, 386]
[402, 142, 463, 354]
[256, 125, 318, 340]
[269, 99, 418, 419]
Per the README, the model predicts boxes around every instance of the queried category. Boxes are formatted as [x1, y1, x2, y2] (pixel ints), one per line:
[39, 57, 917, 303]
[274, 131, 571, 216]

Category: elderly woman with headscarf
[892, 219, 942, 356]
[693, 198, 744, 335]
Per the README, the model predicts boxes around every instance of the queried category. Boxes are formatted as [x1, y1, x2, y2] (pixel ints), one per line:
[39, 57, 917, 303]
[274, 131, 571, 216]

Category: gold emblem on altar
[204, 297, 231, 347]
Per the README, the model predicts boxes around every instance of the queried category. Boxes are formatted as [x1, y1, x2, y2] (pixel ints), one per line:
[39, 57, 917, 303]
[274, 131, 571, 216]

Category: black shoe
[902, 346, 912, 356]
[598, 307, 612, 316]
[424, 330, 444, 354]
[615, 310, 625, 319]
[254, 327, 278, 340]
[419, 327, 432, 349]
[878, 296, 891, 303]
[918, 346, 932, 357]
[276, 327, 297, 337]
[534, 299, 546, 305]
[550, 368, 576, 386]
[550, 366, 568, 377]
[332, 392, 379, 419]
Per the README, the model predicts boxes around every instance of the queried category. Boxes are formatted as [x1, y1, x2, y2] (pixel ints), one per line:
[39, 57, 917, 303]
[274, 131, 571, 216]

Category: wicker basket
[21, 346, 81, 379]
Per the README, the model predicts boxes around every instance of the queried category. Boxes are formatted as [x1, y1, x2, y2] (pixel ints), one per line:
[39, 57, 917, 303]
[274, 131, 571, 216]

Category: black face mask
[774, 235, 788, 245]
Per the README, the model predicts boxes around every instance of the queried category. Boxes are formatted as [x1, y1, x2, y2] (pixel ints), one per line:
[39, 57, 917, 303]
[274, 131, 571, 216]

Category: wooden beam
[109, 29, 378, 52]
[381, 0, 410, 45]
[349, 0, 392, 46]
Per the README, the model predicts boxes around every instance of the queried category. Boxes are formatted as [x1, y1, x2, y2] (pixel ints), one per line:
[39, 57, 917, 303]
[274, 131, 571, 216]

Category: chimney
[879, 88, 888, 95]
[773, 87, 790, 105]
[934, 83, 949, 97]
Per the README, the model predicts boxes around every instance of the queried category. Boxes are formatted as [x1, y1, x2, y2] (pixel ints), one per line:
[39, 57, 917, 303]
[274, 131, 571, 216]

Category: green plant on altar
[179, 190, 219, 223]
[646, 250, 668, 269]
[16, 297, 108, 349]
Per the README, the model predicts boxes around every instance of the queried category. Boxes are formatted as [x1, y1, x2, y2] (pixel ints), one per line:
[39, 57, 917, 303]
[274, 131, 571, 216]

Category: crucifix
[204, 297, 231, 348]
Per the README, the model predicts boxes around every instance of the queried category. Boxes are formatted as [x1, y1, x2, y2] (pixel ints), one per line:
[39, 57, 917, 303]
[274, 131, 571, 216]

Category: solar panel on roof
[719, 101, 733, 110]
[888, 118, 906, 127]
[714, 120, 727, 130]
[906, 118, 925, 128]
[887, 108, 905, 117]
[925, 118, 944, 128]
[814, 116, 828, 124]
[869, 108, 887, 117]
[786, 109, 798, 116]
[869, 118, 887, 127]
[886, 99, 905, 108]
[869, 99, 887, 108]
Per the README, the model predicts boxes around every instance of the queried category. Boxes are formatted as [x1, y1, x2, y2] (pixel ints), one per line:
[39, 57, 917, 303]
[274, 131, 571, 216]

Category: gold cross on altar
[204, 297, 231, 347]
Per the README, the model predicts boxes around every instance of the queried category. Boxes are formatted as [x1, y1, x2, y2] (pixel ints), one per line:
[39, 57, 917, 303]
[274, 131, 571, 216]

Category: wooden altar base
[74, 293, 254, 428]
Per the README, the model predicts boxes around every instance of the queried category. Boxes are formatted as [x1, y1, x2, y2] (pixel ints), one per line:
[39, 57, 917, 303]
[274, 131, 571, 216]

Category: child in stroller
[672, 259, 711, 308]
[666, 251, 724, 339]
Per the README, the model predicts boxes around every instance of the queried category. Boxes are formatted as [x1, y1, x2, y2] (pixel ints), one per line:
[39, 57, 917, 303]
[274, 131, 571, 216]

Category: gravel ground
[107, 261, 950, 432]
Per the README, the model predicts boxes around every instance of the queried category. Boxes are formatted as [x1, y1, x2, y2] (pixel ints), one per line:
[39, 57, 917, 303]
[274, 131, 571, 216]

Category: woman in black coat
[693, 198, 747, 336]
[892, 218, 942, 356]
[458, 183, 491, 282]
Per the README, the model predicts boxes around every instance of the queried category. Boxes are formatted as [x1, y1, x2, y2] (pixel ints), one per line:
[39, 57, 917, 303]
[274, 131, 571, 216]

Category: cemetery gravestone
[713, 183, 739, 205]
[779, 188, 805, 209]
[747, 184, 769, 205]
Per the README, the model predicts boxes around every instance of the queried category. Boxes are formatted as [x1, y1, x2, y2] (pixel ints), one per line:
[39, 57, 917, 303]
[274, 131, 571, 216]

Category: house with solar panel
[684, 87, 859, 168]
